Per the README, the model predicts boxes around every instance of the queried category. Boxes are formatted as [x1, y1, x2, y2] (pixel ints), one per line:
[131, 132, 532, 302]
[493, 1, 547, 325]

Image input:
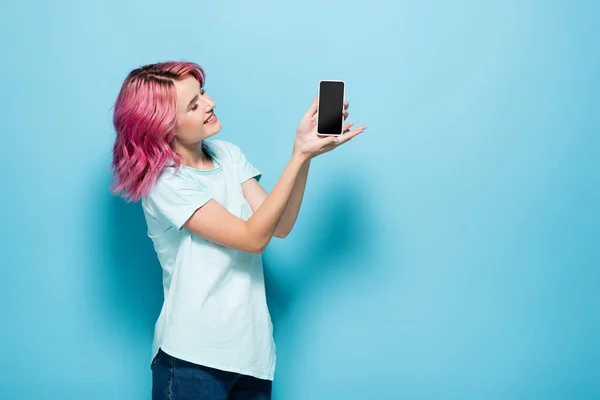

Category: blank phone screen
[317, 81, 344, 135]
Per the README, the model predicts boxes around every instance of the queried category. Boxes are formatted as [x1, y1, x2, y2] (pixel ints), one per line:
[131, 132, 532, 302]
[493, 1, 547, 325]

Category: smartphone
[317, 80, 345, 136]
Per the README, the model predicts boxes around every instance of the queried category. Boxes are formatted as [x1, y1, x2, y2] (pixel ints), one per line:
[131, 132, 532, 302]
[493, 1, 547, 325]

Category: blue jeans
[151, 348, 272, 400]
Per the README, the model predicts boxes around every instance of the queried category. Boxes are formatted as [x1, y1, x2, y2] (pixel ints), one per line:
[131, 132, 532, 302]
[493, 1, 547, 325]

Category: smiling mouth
[204, 112, 216, 124]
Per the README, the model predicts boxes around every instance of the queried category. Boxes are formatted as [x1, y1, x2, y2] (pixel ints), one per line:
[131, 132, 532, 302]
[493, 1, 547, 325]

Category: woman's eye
[191, 104, 198, 111]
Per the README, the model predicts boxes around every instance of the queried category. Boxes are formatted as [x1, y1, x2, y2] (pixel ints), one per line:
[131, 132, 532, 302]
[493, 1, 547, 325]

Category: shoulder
[153, 167, 196, 190]
[144, 167, 204, 203]
[142, 166, 211, 224]
[205, 139, 244, 162]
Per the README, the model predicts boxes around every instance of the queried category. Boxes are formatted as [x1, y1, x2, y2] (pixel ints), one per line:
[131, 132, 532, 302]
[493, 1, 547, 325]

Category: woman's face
[173, 75, 221, 146]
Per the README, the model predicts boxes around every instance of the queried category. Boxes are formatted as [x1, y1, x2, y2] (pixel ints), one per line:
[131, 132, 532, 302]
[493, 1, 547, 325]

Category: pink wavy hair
[110, 61, 206, 202]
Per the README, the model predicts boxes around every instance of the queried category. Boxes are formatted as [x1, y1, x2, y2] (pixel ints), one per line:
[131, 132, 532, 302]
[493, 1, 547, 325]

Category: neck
[173, 140, 212, 170]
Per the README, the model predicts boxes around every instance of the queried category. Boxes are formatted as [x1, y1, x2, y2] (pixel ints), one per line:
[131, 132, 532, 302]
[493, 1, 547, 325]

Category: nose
[205, 101, 216, 113]
[202, 94, 216, 110]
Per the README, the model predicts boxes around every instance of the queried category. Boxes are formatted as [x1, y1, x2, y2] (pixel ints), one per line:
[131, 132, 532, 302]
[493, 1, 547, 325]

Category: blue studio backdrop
[2, 0, 599, 399]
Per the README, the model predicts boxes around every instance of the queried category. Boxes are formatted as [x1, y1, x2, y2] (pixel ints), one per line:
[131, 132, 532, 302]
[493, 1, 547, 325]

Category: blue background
[2, 0, 599, 398]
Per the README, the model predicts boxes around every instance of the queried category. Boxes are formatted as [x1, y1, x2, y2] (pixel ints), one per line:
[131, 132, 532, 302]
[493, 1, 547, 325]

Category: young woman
[110, 61, 366, 400]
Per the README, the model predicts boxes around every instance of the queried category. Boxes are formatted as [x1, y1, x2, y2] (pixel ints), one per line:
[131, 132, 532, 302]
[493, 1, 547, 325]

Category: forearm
[275, 159, 310, 237]
[246, 153, 307, 250]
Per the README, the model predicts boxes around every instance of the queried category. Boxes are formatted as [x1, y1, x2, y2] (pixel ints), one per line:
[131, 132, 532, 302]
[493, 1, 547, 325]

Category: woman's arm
[183, 152, 307, 254]
[184, 98, 364, 254]
[242, 159, 310, 238]
[242, 99, 361, 239]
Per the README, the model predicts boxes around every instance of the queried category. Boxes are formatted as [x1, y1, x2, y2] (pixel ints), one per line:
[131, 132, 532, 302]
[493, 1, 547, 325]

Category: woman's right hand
[293, 96, 366, 160]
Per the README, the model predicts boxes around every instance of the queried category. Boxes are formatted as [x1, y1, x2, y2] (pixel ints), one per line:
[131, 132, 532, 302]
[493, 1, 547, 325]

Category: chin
[202, 121, 222, 140]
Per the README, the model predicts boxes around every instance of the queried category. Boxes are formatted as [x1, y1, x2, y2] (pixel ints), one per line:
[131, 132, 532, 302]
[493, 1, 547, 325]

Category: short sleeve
[145, 170, 212, 230]
[223, 141, 262, 184]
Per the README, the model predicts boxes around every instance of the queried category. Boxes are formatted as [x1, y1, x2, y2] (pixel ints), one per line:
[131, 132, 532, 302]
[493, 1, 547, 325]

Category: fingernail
[333, 138, 339, 143]
[362, 126, 368, 132]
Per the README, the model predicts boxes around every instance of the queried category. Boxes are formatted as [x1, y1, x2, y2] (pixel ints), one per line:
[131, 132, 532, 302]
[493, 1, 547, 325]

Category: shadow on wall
[95, 176, 163, 340]
[93, 172, 376, 352]
[263, 174, 378, 329]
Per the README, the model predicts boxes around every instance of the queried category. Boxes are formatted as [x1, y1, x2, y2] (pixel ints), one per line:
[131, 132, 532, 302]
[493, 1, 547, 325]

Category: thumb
[325, 136, 340, 147]
[306, 96, 318, 116]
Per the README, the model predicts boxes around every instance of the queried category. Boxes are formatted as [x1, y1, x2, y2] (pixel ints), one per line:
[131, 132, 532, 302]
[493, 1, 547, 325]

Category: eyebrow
[187, 94, 199, 111]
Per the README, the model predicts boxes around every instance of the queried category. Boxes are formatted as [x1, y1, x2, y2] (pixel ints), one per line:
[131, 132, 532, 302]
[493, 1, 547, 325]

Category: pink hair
[110, 61, 206, 202]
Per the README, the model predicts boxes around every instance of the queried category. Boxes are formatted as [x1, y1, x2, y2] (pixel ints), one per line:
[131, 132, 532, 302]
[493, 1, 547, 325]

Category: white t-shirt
[141, 139, 276, 380]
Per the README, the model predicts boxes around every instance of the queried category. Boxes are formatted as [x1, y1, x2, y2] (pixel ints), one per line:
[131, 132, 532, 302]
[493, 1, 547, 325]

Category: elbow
[242, 224, 267, 254]
[247, 239, 268, 254]
[274, 230, 290, 239]
[247, 232, 288, 253]
[249, 246, 266, 255]
[274, 225, 292, 239]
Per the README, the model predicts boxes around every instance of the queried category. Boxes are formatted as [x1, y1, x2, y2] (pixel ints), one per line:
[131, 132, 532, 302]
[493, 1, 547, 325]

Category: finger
[326, 137, 340, 151]
[317, 136, 340, 152]
[344, 101, 349, 110]
[343, 110, 349, 120]
[343, 122, 355, 133]
[337, 125, 366, 144]
[315, 134, 338, 145]
[307, 96, 318, 117]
